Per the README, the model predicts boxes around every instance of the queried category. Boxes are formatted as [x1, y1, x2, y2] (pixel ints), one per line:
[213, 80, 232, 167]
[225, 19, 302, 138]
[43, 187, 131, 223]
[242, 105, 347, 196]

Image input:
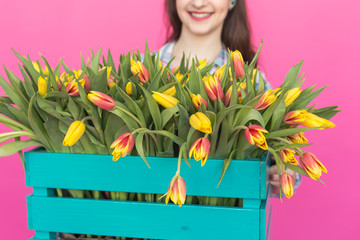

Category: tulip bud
[281, 172, 294, 199]
[287, 132, 308, 144]
[254, 88, 281, 110]
[83, 74, 91, 92]
[280, 148, 298, 165]
[66, 79, 85, 97]
[302, 112, 335, 129]
[231, 50, 245, 79]
[73, 69, 83, 79]
[110, 133, 135, 161]
[165, 175, 187, 207]
[203, 75, 224, 101]
[285, 88, 302, 106]
[108, 75, 115, 88]
[300, 152, 327, 180]
[63, 121, 85, 146]
[214, 65, 225, 82]
[189, 137, 211, 167]
[162, 86, 176, 97]
[130, 59, 150, 83]
[190, 94, 207, 110]
[38, 76, 47, 96]
[189, 112, 212, 134]
[283, 110, 307, 125]
[126, 82, 133, 95]
[244, 125, 269, 150]
[197, 59, 207, 70]
[223, 82, 246, 107]
[152, 91, 179, 109]
[87, 91, 116, 110]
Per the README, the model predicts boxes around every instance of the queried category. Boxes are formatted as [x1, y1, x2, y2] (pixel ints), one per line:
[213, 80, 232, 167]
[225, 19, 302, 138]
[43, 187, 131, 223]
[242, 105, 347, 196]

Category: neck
[172, 26, 223, 64]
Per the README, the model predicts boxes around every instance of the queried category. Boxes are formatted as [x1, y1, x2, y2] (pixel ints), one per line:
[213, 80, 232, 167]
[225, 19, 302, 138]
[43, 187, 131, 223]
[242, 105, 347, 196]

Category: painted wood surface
[25, 151, 270, 199]
[25, 151, 272, 240]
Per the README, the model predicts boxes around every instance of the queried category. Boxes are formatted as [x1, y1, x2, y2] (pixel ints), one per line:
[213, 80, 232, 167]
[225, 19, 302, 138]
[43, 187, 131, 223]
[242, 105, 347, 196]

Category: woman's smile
[187, 11, 214, 21]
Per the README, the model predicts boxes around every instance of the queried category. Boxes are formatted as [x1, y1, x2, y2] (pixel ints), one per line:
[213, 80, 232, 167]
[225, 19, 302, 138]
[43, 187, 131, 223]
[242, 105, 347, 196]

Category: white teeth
[190, 12, 211, 18]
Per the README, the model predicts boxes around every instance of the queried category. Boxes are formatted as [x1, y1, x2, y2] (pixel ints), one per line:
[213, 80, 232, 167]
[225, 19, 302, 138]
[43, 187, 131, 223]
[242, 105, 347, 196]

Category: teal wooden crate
[25, 149, 272, 240]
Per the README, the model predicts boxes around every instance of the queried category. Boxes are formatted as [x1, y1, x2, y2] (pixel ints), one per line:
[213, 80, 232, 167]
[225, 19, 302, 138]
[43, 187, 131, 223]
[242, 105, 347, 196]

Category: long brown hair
[164, 0, 255, 63]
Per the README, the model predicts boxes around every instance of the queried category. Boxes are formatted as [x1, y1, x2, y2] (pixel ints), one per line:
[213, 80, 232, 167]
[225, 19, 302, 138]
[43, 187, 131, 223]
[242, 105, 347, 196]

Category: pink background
[0, 0, 358, 239]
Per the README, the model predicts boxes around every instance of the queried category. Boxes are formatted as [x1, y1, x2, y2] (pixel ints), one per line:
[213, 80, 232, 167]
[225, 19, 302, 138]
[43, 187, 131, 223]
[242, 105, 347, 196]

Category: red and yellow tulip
[300, 152, 327, 180]
[110, 133, 135, 161]
[302, 112, 335, 129]
[203, 75, 224, 101]
[281, 172, 294, 199]
[189, 112, 212, 134]
[63, 121, 85, 146]
[87, 91, 116, 110]
[245, 125, 269, 150]
[165, 175, 187, 207]
[190, 94, 207, 110]
[223, 82, 246, 106]
[254, 88, 281, 110]
[66, 79, 85, 96]
[231, 50, 245, 79]
[280, 148, 298, 165]
[283, 110, 307, 125]
[189, 137, 210, 167]
[130, 59, 150, 83]
[287, 132, 308, 144]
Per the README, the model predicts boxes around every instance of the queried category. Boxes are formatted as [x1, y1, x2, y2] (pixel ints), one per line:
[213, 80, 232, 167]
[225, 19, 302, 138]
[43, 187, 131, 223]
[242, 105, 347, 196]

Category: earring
[229, 0, 236, 10]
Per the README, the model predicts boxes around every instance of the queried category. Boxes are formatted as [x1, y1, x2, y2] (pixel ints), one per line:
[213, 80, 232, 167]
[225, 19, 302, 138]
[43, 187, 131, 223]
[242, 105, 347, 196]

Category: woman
[158, 0, 301, 196]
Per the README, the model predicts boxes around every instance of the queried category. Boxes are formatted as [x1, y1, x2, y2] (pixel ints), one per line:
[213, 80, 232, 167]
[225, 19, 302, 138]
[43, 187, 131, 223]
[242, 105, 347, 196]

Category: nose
[192, 0, 207, 8]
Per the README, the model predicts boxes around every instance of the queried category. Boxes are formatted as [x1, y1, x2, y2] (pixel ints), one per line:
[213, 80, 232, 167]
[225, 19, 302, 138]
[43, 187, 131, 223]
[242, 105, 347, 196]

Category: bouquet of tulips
[0, 42, 339, 210]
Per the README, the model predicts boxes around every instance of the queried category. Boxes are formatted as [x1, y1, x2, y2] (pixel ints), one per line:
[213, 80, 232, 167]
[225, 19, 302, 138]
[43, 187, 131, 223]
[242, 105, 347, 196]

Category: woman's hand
[269, 165, 297, 195]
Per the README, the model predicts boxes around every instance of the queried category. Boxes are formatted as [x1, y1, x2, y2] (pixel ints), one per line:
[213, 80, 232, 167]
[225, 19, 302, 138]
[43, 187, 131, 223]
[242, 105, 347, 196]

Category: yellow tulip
[285, 88, 302, 106]
[73, 69, 83, 79]
[189, 112, 212, 134]
[126, 82, 133, 95]
[152, 91, 179, 109]
[302, 112, 335, 129]
[38, 76, 47, 96]
[287, 132, 308, 144]
[280, 148, 298, 165]
[162, 86, 176, 97]
[63, 121, 85, 146]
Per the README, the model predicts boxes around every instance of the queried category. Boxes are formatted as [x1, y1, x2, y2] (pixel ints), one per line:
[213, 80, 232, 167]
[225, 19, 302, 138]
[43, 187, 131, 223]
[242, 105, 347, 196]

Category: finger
[270, 174, 279, 181]
[269, 180, 280, 186]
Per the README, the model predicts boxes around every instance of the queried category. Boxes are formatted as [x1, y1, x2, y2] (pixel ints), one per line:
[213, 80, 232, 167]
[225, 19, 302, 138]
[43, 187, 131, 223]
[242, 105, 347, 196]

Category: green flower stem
[137, 193, 144, 202]
[81, 116, 105, 145]
[156, 194, 163, 203]
[185, 195, 193, 204]
[84, 190, 92, 199]
[209, 197, 217, 206]
[110, 191, 117, 200]
[56, 188, 63, 197]
[92, 190, 100, 199]
[119, 192, 128, 201]
[129, 192, 136, 201]
[115, 106, 145, 128]
[229, 198, 237, 207]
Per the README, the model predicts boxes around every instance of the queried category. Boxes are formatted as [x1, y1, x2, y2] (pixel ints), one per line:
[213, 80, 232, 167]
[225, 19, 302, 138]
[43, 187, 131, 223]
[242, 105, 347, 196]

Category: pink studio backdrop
[0, 0, 358, 239]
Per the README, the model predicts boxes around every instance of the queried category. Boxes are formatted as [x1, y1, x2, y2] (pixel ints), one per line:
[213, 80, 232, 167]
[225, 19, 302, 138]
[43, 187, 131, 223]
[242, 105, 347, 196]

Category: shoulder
[157, 41, 176, 66]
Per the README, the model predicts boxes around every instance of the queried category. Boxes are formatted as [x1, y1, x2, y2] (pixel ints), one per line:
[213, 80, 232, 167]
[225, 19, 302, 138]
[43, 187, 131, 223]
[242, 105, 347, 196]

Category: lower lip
[188, 12, 213, 21]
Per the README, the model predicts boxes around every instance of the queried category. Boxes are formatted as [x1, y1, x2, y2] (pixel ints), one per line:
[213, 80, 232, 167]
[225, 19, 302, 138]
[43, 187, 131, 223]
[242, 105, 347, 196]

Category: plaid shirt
[157, 40, 272, 90]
